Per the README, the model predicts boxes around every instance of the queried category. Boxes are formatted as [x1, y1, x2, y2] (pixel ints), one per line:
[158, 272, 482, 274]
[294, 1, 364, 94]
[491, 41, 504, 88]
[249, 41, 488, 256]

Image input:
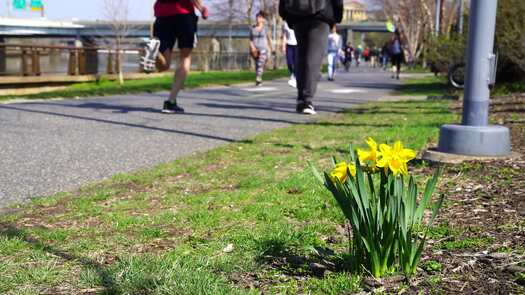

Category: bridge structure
[0, 18, 389, 39]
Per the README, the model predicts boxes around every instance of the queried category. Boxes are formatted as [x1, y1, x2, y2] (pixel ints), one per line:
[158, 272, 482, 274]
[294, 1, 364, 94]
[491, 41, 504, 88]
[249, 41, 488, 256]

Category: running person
[148, 0, 209, 113]
[250, 11, 271, 86]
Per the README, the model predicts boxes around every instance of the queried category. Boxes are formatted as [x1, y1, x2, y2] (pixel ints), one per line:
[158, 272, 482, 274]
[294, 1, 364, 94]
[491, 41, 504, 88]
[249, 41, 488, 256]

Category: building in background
[342, 0, 368, 23]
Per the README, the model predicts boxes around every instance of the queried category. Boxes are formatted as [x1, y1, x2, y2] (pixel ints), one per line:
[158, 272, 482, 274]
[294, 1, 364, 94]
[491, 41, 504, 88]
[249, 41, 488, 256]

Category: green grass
[423, 260, 443, 273]
[438, 237, 494, 251]
[398, 75, 450, 97]
[492, 80, 525, 96]
[403, 65, 432, 74]
[0, 69, 289, 102]
[0, 100, 456, 294]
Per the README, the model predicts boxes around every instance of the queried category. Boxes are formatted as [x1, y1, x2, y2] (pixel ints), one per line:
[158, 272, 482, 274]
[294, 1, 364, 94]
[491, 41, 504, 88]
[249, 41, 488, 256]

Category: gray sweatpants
[294, 20, 330, 104]
[255, 50, 268, 82]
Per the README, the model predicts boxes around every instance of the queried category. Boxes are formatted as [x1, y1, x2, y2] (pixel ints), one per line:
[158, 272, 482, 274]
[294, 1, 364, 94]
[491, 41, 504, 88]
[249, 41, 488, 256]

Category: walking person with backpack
[279, 0, 344, 115]
[141, 0, 209, 113]
[250, 11, 272, 86]
[390, 29, 404, 80]
[327, 25, 342, 81]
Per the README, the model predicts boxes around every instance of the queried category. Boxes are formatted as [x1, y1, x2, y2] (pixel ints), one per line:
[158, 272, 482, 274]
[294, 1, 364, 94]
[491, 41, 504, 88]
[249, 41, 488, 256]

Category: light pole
[437, 0, 511, 156]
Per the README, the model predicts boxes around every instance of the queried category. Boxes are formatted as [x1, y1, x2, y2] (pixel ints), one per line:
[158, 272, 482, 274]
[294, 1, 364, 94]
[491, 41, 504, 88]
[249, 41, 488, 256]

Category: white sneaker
[140, 38, 160, 73]
[300, 103, 317, 115]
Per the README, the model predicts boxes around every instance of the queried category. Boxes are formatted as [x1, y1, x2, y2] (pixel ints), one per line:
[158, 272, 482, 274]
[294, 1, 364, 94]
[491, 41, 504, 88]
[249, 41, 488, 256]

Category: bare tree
[102, 0, 133, 85]
[373, 0, 464, 63]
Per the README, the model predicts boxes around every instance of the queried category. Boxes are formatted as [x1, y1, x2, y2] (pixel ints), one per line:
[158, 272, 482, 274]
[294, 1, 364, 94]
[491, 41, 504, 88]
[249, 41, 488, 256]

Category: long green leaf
[415, 167, 442, 221]
[308, 161, 325, 185]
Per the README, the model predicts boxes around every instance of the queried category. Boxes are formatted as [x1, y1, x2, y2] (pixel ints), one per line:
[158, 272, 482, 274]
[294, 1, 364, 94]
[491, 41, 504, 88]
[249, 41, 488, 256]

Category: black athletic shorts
[154, 13, 198, 52]
[392, 53, 403, 68]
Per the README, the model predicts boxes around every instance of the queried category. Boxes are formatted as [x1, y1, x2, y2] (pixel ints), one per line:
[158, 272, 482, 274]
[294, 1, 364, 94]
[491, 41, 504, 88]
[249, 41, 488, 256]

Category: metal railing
[0, 43, 285, 78]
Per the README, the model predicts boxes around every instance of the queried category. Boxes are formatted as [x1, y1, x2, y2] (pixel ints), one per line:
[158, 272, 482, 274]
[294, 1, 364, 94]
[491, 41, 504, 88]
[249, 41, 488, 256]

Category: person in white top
[327, 25, 342, 81]
[282, 21, 298, 88]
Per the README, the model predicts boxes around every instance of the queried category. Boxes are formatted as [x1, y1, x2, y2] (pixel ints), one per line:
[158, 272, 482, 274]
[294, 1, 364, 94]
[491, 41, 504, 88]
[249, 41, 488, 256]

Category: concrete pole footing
[438, 124, 511, 156]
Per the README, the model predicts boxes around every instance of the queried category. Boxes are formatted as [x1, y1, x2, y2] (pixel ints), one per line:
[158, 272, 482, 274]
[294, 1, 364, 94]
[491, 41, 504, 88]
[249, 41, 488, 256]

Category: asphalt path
[0, 68, 401, 207]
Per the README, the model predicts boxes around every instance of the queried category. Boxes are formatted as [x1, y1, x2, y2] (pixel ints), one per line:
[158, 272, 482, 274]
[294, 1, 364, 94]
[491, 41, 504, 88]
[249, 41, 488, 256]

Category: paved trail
[0, 68, 401, 207]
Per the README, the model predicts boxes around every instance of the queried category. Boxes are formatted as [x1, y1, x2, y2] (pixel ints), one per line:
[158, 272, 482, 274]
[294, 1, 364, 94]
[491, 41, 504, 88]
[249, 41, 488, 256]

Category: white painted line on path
[242, 87, 279, 92]
[330, 88, 367, 94]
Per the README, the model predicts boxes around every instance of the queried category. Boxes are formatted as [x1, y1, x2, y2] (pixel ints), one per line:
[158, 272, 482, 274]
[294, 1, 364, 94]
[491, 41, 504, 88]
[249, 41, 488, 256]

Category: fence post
[31, 48, 41, 76]
[0, 38, 6, 75]
[114, 49, 121, 76]
[21, 47, 30, 76]
[107, 50, 114, 75]
[203, 52, 210, 72]
[78, 49, 86, 75]
[138, 48, 145, 73]
[81, 36, 99, 75]
[68, 48, 78, 75]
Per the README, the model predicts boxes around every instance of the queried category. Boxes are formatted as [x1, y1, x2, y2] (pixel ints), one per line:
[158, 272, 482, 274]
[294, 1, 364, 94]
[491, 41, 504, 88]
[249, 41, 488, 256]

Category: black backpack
[281, 0, 327, 17]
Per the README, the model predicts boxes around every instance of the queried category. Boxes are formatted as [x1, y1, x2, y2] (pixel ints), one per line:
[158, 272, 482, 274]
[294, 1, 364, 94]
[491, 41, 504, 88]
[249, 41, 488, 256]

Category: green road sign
[30, 0, 43, 10]
[13, 0, 26, 10]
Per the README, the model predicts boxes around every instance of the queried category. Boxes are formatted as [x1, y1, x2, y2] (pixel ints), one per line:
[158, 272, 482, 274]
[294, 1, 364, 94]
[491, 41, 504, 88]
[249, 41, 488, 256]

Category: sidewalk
[0, 68, 401, 207]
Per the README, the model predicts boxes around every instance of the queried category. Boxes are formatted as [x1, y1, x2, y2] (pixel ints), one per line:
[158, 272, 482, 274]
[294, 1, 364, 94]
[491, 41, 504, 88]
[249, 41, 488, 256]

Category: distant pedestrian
[354, 45, 362, 67]
[250, 11, 271, 86]
[390, 29, 404, 79]
[282, 21, 298, 88]
[141, 0, 209, 114]
[279, 0, 344, 115]
[370, 47, 379, 68]
[363, 47, 370, 63]
[343, 42, 354, 71]
[327, 25, 342, 81]
[381, 42, 390, 70]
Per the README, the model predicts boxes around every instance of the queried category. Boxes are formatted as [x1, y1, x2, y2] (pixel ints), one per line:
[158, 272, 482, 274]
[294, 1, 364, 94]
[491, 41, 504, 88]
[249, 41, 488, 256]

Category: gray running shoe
[140, 38, 160, 73]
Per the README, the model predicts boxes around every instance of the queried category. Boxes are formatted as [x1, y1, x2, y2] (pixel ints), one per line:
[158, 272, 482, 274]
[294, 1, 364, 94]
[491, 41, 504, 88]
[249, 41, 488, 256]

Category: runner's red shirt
[154, 0, 195, 17]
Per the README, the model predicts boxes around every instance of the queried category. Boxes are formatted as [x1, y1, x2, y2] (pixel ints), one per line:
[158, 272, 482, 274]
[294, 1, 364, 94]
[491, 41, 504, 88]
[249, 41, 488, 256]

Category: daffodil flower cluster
[313, 138, 443, 279]
[357, 137, 416, 176]
[330, 138, 416, 182]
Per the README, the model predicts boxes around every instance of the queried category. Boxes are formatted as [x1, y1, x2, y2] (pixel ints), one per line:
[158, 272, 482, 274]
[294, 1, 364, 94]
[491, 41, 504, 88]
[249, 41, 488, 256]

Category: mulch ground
[406, 94, 525, 294]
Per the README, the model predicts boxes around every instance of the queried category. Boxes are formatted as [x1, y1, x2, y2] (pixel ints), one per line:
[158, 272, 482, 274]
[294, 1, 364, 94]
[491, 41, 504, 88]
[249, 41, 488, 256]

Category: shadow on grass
[398, 82, 449, 97]
[272, 142, 348, 155]
[0, 223, 117, 293]
[255, 238, 354, 278]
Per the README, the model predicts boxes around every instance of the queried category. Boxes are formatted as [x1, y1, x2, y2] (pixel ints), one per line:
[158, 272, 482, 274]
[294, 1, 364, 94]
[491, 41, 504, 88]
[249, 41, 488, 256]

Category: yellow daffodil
[330, 162, 357, 183]
[357, 137, 380, 166]
[376, 141, 416, 176]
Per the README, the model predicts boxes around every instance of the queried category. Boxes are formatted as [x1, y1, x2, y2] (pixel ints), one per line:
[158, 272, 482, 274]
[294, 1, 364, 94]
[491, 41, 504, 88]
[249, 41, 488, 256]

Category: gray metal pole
[435, 0, 442, 35]
[437, 0, 511, 156]
[462, 0, 497, 126]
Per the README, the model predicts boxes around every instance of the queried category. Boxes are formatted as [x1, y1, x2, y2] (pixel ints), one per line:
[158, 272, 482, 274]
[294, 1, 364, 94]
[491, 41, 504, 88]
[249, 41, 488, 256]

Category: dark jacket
[279, 0, 344, 27]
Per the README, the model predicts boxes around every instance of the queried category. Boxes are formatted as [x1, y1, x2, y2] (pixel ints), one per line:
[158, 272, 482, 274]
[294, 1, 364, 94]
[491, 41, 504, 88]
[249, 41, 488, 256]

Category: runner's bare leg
[157, 49, 171, 72]
[169, 48, 192, 101]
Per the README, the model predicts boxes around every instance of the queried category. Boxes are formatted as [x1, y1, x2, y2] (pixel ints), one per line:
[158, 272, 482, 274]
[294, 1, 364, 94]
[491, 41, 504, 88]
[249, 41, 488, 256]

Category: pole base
[438, 124, 511, 156]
